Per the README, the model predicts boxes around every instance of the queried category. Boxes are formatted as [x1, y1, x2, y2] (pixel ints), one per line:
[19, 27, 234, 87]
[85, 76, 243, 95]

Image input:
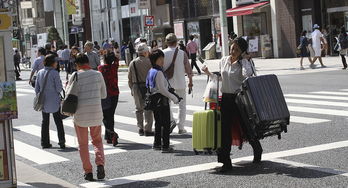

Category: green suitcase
[192, 110, 222, 154]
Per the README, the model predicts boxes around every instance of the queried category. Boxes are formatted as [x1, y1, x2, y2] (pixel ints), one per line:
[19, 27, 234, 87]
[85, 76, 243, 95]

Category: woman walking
[299, 31, 312, 70]
[98, 51, 120, 145]
[68, 53, 107, 181]
[202, 37, 263, 173]
[146, 50, 181, 153]
[35, 54, 66, 149]
[65, 46, 79, 81]
[150, 40, 158, 53]
[338, 27, 348, 69]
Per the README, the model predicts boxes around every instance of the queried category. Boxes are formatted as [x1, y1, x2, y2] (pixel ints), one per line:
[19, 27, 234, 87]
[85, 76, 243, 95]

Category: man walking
[85, 41, 100, 70]
[128, 43, 154, 136]
[187, 35, 201, 75]
[163, 33, 193, 134]
[311, 24, 326, 68]
[13, 49, 21, 80]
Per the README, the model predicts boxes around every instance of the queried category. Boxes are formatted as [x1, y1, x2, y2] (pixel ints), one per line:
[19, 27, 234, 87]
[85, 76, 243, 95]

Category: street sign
[139, 0, 150, 9]
[145, 16, 154, 27]
[0, 13, 11, 30]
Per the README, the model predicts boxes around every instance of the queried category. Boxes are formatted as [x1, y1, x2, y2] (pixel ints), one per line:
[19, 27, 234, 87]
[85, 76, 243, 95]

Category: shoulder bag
[164, 48, 179, 79]
[33, 69, 52, 111]
[61, 72, 79, 116]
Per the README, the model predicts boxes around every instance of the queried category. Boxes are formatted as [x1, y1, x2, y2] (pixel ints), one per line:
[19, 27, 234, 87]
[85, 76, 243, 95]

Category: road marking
[288, 106, 348, 117]
[340, 89, 348, 92]
[15, 125, 127, 155]
[16, 88, 35, 94]
[290, 116, 330, 124]
[80, 140, 348, 187]
[17, 93, 27, 97]
[310, 91, 348, 96]
[286, 98, 348, 108]
[270, 159, 348, 177]
[173, 105, 204, 111]
[14, 140, 69, 165]
[63, 119, 181, 146]
[17, 182, 36, 188]
[285, 94, 348, 101]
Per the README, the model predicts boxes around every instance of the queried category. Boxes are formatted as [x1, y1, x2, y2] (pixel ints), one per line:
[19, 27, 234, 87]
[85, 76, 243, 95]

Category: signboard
[0, 82, 18, 121]
[248, 37, 259, 52]
[139, 0, 150, 9]
[145, 16, 154, 26]
[0, 13, 12, 30]
[66, 0, 77, 15]
[174, 22, 184, 39]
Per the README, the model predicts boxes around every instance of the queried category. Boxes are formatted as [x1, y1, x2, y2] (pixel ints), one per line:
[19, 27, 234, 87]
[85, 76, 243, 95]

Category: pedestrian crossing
[13, 88, 348, 166]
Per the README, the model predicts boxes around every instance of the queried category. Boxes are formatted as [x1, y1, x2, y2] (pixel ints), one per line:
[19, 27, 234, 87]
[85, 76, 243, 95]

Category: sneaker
[42, 144, 52, 149]
[309, 64, 316, 69]
[144, 131, 155, 136]
[162, 147, 174, 153]
[97, 165, 105, 180]
[178, 129, 187, 134]
[300, 66, 305, 70]
[138, 129, 144, 136]
[215, 164, 233, 173]
[169, 121, 177, 134]
[152, 145, 162, 151]
[84, 173, 94, 181]
[321, 65, 327, 68]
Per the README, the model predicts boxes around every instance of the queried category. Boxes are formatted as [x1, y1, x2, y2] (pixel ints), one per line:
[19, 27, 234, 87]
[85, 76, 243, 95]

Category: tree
[47, 27, 64, 47]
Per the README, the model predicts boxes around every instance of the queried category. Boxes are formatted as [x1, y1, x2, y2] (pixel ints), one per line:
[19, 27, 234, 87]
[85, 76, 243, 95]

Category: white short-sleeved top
[219, 56, 254, 94]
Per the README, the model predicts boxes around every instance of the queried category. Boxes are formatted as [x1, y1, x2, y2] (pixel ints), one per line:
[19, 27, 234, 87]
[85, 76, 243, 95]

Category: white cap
[136, 43, 149, 53]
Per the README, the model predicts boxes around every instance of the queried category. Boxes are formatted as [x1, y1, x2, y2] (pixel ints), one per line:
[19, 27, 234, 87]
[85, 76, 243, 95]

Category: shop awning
[226, 2, 269, 17]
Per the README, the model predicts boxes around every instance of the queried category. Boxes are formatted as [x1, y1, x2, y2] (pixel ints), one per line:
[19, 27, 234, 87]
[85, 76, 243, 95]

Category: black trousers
[190, 53, 201, 74]
[41, 111, 66, 146]
[341, 55, 347, 68]
[218, 93, 262, 166]
[102, 95, 119, 140]
[153, 96, 171, 148]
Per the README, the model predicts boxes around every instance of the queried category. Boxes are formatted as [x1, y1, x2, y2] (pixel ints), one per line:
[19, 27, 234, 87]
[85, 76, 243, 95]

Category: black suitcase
[236, 74, 290, 140]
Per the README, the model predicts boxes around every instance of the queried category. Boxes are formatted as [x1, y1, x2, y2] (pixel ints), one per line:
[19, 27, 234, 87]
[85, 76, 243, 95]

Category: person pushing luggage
[202, 37, 263, 173]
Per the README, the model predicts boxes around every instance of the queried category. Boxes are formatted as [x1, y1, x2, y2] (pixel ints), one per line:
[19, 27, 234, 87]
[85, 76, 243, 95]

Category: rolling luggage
[192, 72, 221, 154]
[236, 74, 290, 140]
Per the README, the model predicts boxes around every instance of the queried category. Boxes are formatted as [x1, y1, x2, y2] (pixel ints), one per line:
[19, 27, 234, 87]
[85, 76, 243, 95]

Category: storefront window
[172, 0, 188, 19]
[242, 13, 267, 37]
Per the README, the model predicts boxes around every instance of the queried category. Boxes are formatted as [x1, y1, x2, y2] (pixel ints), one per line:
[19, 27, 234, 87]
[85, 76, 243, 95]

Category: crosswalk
[13, 87, 348, 166]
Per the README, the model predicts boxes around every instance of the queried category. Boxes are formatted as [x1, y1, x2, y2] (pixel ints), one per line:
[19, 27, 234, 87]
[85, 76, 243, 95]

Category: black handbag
[61, 72, 78, 116]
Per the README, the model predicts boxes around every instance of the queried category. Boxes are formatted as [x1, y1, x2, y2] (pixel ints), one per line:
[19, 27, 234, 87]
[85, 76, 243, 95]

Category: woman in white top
[203, 37, 263, 173]
[67, 53, 107, 181]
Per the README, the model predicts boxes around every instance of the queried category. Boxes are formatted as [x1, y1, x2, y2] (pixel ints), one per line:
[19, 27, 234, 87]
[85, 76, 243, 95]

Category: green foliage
[47, 27, 64, 47]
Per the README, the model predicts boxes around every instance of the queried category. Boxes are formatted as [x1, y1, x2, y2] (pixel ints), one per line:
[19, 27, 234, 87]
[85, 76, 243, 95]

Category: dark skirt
[300, 47, 309, 57]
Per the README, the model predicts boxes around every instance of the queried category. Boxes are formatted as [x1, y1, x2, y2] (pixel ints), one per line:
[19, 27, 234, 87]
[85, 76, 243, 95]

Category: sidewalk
[20, 56, 344, 75]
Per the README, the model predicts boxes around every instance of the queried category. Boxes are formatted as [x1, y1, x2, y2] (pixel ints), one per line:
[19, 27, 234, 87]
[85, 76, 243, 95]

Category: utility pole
[219, 0, 229, 56]
[61, 0, 69, 45]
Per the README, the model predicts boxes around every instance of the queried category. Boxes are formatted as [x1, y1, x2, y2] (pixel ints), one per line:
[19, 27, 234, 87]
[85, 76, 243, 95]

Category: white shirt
[219, 56, 254, 94]
[163, 47, 187, 90]
[311, 29, 323, 49]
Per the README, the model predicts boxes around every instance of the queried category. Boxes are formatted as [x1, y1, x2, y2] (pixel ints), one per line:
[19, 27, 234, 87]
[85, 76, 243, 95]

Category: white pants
[170, 89, 186, 130]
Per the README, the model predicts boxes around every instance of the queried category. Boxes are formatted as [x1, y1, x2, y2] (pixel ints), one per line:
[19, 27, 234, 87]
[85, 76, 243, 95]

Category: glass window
[242, 13, 267, 36]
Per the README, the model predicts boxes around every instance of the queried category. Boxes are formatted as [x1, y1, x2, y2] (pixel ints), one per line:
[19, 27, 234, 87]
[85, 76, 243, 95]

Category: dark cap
[233, 37, 248, 54]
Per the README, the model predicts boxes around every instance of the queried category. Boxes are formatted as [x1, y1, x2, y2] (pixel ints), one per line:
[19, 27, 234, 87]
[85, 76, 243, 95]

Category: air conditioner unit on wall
[236, 0, 269, 6]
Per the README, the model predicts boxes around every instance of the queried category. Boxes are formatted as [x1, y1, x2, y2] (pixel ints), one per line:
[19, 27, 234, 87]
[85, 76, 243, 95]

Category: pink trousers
[74, 125, 105, 173]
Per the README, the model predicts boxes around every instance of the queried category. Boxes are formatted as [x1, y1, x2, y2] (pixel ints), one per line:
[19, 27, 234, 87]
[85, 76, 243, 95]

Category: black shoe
[97, 165, 105, 180]
[215, 164, 233, 173]
[59, 143, 66, 149]
[343, 67, 347, 70]
[169, 121, 177, 134]
[42, 144, 52, 149]
[112, 132, 119, 147]
[251, 141, 263, 164]
[139, 129, 144, 136]
[162, 147, 174, 153]
[106, 139, 112, 144]
[84, 173, 94, 181]
[144, 131, 154, 136]
[253, 148, 263, 164]
[152, 145, 162, 151]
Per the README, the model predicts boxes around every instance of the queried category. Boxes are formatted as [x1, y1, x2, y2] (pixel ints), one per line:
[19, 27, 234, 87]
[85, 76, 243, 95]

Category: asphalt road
[13, 67, 348, 188]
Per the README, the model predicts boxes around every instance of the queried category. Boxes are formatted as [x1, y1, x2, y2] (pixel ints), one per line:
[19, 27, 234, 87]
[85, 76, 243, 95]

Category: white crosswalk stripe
[286, 98, 348, 108]
[15, 125, 127, 155]
[310, 91, 348, 96]
[288, 106, 348, 117]
[63, 119, 182, 145]
[14, 140, 69, 165]
[285, 94, 348, 101]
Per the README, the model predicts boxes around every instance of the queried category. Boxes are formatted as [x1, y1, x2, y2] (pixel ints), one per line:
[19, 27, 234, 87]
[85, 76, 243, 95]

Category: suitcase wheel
[193, 149, 199, 155]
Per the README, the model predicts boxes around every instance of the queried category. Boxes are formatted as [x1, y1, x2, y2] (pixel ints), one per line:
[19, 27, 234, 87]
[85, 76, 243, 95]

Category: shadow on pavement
[115, 142, 152, 151]
[170, 134, 192, 139]
[110, 180, 170, 188]
[27, 182, 71, 188]
[210, 160, 337, 179]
